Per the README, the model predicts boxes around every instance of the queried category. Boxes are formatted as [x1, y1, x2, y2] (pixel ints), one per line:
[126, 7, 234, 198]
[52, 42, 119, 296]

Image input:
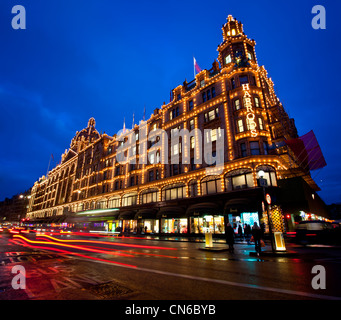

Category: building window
[189, 119, 195, 131]
[254, 96, 260, 108]
[170, 106, 180, 120]
[202, 92, 207, 103]
[250, 141, 260, 155]
[225, 169, 254, 191]
[247, 51, 253, 61]
[240, 143, 247, 157]
[162, 184, 186, 201]
[122, 193, 137, 207]
[130, 176, 136, 186]
[189, 180, 198, 197]
[263, 141, 269, 155]
[201, 175, 222, 195]
[141, 189, 158, 204]
[170, 164, 181, 176]
[188, 100, 194, 111]
[234, 99, 240, 110]
[202, 87, 216, 103]
[231, 78, 236, 89]
[237, 119, 244, 133]
[148, 170, 154, 182]
[190, 136, 195, 149]
[206, 127, 222, 143]
[257, 165, 277, 187]
[258, 117, 264, 130]
[239, 75, 248, 85]
[108, 197, 120, 208]
[204, 107, 219, 123]
[225, 54, 232, 64]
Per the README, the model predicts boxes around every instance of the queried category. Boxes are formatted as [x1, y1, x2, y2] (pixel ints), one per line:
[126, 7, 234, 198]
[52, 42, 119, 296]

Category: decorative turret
[217, 15, 257, 69]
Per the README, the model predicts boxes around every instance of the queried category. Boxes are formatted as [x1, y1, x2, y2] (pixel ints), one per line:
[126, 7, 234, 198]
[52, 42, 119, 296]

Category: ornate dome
[70, 117, 100, 152]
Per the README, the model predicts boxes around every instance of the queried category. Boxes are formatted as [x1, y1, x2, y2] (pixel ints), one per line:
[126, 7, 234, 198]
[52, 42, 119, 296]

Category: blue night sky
[0, 0, 340, 205]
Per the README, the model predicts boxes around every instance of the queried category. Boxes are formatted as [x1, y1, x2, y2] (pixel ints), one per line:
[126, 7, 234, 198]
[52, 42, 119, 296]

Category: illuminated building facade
[26, 16, 327, 235]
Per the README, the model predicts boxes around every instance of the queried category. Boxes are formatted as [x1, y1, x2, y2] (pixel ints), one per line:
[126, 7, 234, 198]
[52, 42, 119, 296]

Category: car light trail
[13, 235, 135, 258]
[11, 237, 138, 268]
[37, 234, 177, 250]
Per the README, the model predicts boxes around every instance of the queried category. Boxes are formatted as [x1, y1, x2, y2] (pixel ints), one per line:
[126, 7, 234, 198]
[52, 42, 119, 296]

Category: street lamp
[258, 170, 275, 253]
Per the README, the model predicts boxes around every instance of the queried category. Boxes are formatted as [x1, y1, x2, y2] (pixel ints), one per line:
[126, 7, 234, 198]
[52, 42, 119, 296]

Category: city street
[0, 232, 340, 301]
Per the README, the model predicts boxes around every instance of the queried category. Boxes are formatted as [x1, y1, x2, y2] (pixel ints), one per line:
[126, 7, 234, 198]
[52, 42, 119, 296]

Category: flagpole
[46, 154, 52, 177]
[193, 56, 195, 79]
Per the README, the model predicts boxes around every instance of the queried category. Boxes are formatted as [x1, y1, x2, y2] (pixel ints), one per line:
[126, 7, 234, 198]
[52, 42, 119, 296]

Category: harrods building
[26, 16, 328, 236]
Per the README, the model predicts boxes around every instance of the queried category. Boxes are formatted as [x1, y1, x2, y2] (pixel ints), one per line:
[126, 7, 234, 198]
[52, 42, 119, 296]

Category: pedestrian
[238, 224, 243, 241]
[225, 223, 235, 253]
[244, 223, 251, 244]
[251, 222, 262, 255]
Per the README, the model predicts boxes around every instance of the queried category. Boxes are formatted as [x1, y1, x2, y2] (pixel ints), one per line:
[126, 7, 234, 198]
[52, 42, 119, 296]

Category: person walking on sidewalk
[251, 222, 262, 256]
[225, 223, 235, 253]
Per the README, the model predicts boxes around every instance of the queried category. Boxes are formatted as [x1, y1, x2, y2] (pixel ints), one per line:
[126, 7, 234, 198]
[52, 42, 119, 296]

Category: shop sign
[242, 84, 257, 137]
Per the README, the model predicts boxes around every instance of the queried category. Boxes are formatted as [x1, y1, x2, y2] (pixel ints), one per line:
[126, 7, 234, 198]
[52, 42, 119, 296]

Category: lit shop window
[161, 218, 188, 233]
[190, 216, 225, 234]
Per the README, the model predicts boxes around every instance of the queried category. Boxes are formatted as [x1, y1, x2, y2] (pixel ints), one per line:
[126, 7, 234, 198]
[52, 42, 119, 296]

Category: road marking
[72, 255, 341, 300]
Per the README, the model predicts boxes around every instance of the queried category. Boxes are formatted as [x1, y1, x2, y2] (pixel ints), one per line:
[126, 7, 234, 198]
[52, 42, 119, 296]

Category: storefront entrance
[228, 212, 260, 235]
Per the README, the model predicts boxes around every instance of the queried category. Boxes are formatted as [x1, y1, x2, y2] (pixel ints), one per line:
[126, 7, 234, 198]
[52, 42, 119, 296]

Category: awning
[186, 202, 222, 217]
[134, 209, 157, 220]
[157, 207, 185, 219]
[118, 210, 136, 220]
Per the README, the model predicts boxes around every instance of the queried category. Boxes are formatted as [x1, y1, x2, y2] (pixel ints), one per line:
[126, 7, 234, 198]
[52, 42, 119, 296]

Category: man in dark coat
[251, 222, 262, 255]
[225, 223, 235, 253]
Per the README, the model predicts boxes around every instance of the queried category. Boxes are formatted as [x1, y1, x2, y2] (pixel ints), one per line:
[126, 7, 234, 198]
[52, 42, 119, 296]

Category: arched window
[162, 183, 186, 201]
[96, 199, 107, 209]
[256, 165, 277, 187]
[122, 193, 138, 207]
[201, 176, 222, 195]
[188, 180, 198, 197]
[141, 188, 159, 204]
[225, 169, 254, 191]
[108, 196, 120, 208]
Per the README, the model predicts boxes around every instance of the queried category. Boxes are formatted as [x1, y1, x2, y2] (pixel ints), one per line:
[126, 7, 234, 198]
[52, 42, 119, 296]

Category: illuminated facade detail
[242, 84, 257, 137]
[26, 15, 326, 234]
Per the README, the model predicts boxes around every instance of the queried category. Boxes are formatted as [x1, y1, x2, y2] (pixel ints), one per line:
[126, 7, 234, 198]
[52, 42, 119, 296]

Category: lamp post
[258, 170, 275, 253]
